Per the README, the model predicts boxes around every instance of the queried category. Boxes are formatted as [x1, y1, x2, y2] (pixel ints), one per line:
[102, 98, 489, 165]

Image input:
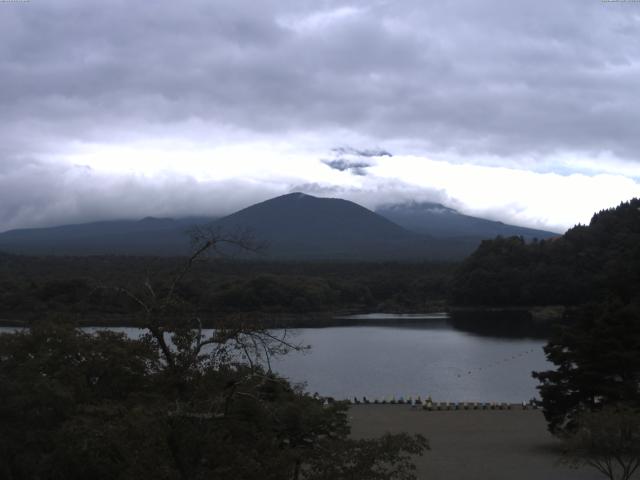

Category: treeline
[450, 198, 640, 306]
[0, 255, 454, 322]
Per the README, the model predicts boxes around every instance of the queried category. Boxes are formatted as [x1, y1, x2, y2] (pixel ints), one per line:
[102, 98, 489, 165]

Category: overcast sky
[2, 0, 640, 233]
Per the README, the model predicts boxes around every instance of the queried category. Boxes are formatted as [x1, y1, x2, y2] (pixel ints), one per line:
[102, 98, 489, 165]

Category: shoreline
[0, 306, 559, 329]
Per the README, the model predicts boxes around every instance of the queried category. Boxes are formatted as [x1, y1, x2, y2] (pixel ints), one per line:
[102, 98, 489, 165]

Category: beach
[349, 405, 602, 480]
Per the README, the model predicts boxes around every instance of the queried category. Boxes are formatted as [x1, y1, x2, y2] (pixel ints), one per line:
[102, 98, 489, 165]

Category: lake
[0, 313, 551, 403]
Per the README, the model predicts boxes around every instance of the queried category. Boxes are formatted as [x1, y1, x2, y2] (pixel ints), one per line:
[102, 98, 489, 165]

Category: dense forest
[454, 198, 640, 448]
[0, 256, 453, 325]
[450, 198, 640, 307]
[442, 197, 640, 457]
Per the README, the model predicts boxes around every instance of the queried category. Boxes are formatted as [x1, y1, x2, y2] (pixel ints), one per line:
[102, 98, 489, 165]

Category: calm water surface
[272, 325, 549, 403]
[0, 315, 550, 403]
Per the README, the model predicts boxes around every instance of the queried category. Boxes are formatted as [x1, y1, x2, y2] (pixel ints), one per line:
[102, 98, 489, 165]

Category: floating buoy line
[315, 346, 543, 410]
[450, 347, 539, 378]
[328, 396, 540, 411]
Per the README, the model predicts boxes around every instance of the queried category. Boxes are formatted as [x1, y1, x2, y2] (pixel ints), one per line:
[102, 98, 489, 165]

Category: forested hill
[449, 198, 640, 306]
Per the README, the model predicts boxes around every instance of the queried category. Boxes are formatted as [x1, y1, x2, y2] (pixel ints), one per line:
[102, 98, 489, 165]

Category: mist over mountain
[376, 202, 559, 240]
[0, 193, 554, 260]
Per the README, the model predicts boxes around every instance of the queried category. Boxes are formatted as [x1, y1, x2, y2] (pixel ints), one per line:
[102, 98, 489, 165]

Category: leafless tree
[108, 225, 302, 374]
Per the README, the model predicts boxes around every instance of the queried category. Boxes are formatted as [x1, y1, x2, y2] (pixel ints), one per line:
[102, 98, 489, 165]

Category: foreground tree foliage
[0, 231, 427, 480]
[533, 301, 640, 435]
[0, 324, 427, 480]
[561, 406, 640, 480]
[518, 200, 640, 477]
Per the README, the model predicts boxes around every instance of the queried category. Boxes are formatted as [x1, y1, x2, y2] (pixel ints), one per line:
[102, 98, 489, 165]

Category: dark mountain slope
[213, 193, 452, 259]
[0, 217, 214, 256]
[376, 202, 559, 240]
[0, 193, 547, 260]
[0, 194, 474, 259]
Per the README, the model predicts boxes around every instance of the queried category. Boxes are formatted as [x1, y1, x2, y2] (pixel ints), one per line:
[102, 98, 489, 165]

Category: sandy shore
[349, 405, 601, 480]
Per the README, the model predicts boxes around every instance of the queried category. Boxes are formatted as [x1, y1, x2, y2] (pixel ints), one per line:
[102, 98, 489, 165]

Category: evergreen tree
[533, 301, 640, 434]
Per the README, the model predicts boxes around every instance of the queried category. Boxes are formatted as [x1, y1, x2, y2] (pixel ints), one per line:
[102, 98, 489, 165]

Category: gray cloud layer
[3, 0, 638, 156]
[322, 159, 372, 176]
[332, 147, 392, 158]
[321, 145, 391, 175]
[0, 159, 283, 230]
[1, 0, 639, 230]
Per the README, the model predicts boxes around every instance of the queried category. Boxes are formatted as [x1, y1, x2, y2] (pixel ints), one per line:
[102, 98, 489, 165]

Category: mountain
[376, 201, 558, 240]
[0, 217, 214, 256]
[212, 192, 441, 259]
[0, 193, 557, 260]
[0, 194, 474, 259]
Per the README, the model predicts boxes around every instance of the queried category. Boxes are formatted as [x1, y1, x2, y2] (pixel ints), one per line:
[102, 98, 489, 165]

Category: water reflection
[333, 310, 555, 339]
[272, 324, 550, 403]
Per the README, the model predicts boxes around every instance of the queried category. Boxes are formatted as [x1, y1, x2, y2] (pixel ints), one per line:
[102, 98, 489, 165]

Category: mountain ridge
[0, 193, 557, 259]
[376, 201, 559, 240]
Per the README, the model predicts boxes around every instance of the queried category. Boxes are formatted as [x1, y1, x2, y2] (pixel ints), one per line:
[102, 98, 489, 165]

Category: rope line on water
[451, 347, 539, 378]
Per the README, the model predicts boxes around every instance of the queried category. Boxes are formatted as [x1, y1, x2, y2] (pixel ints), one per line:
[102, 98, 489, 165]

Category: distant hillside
[450, 198, 640, 306]
[0, 217, 214, 256]
[0, 194, 478, 260]
[0, 193, 559, 260]
[376, 201, 558, 240]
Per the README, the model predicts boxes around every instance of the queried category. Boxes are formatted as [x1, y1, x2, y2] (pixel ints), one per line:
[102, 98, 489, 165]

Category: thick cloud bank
[1, 0, 639, 232]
